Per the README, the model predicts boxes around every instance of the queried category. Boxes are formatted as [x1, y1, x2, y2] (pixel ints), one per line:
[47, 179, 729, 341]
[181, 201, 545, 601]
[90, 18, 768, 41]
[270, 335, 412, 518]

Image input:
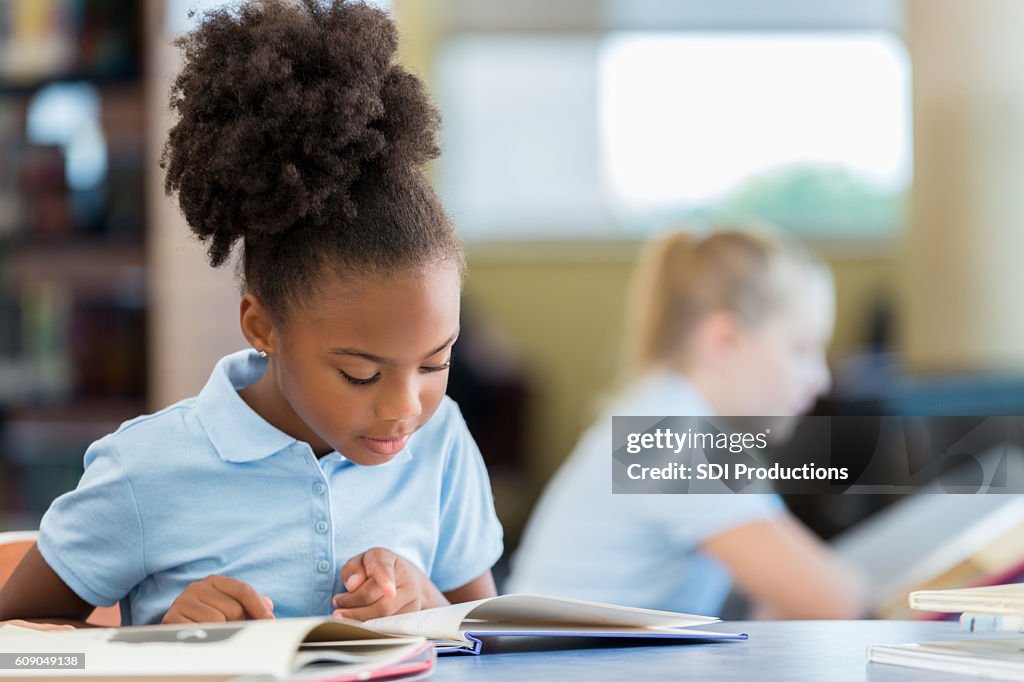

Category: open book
[0, 617, 433, 681]
[831, 492, 1024, 617]
[360, 593, 746, 654]
[0, 593, 744, 678]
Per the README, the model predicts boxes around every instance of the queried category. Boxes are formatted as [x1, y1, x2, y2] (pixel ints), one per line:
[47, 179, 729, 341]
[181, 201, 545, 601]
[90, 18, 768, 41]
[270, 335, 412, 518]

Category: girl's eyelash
[340, 371, 380, 386]
[420, 359, 452, 374]
[339, 356, 451, 385]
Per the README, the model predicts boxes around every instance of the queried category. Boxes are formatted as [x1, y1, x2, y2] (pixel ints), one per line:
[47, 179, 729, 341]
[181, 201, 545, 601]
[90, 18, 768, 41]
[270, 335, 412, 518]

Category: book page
[834, 480, 1024, 611]
[454, 622, 736, 636]
[363, 593, 720, 643]
[0, 617, 422, 679]
[0, 619, 310, 679]
[365, 600, 487, 643]
[462, 594, 719, 629]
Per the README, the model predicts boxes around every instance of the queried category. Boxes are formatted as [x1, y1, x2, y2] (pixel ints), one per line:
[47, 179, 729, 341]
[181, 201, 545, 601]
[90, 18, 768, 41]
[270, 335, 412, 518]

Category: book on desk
[0, 594, 747, 679]
[358, 593, 746, 654]
[868, 583, 1024, 680]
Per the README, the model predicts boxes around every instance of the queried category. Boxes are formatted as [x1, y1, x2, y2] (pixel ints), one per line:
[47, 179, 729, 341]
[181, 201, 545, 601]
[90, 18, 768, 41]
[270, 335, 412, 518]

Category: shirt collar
[196, 349, 298, 463]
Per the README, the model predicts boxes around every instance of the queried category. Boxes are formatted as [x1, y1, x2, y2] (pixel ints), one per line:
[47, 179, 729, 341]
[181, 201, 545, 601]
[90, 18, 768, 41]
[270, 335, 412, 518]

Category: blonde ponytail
[622, 227, 829, 377]
[623, 230, 699, 377]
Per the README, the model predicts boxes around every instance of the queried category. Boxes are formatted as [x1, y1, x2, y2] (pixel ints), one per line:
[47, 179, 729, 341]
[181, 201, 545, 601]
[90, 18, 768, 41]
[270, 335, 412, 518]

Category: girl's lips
[360, 434, 411, 456]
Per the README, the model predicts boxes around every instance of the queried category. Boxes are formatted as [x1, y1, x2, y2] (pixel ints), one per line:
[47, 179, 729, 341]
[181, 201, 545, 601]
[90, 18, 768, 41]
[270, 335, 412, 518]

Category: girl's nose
[376, 382, 422, 422]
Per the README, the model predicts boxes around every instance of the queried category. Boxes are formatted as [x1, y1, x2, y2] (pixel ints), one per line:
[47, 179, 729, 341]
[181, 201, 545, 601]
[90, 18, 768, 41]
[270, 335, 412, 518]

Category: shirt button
[315, 520, 329, 534]
[317, 560, 331, 573]
[313, 482, 326, 494]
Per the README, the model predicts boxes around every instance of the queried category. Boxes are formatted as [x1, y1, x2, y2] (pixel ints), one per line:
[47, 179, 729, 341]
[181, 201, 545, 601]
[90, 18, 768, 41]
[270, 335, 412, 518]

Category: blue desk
[431, 620, 974, 681]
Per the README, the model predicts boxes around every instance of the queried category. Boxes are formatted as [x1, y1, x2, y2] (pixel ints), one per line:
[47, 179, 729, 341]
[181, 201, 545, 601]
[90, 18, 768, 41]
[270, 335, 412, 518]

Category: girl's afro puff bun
[161, 0, 441, 268]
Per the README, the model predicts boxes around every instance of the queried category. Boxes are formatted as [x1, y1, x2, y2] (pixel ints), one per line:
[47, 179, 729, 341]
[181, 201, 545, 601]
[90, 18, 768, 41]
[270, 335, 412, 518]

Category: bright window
[600, 32, 911, 236]
[436, 31, 911, 240]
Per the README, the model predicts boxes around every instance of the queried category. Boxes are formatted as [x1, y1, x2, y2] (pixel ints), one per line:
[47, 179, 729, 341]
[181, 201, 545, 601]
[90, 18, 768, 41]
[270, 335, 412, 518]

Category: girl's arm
[0, 544, 96, 627]
[443, 569, 497, 603]
[700, 513, 867, 619]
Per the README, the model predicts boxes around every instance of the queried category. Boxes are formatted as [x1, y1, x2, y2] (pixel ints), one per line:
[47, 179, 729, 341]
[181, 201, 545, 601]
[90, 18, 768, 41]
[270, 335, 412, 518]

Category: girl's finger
[339, 555, 367, 592]
[194, 588, 245, 621]
[333, 579, 385, 609]
[363, 549, 398, 598]
[162, 612, 200, 625]
[173, 600, 225, 624]
[207, 575, 274, 620]
[335, 593, 417, 622]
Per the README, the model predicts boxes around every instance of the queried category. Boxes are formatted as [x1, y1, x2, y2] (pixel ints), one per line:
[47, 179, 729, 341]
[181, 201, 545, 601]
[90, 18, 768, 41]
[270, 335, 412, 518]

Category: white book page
[0, 618, 314, 679]
[462, 594, 719, 629]
[364, 600, 487, 643]
[0, 617, 421, 679]
[834, 479, 1024, 611]
[363, 594, 719, 643]
[455, 622, 733, 635]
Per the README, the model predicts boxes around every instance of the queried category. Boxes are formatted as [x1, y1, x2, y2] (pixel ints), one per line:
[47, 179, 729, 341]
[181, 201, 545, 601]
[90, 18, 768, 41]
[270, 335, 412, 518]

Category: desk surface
[430, 620, 979, 681]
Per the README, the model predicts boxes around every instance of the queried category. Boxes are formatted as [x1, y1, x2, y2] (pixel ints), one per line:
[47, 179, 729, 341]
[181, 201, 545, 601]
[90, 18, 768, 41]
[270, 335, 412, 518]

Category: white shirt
[506, 370, 784, 616]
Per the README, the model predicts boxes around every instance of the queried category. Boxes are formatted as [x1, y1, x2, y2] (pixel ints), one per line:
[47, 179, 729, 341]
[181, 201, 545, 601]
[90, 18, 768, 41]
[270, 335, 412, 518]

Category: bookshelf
[0, 0, 145, 530]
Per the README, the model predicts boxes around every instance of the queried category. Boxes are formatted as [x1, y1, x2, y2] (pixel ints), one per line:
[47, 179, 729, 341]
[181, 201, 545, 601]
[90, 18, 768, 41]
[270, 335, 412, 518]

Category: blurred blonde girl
[508, 229, 865, 619]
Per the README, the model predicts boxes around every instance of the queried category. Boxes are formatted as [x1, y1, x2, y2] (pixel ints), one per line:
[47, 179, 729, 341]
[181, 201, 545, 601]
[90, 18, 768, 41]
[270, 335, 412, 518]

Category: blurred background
[3, 0, 1024, 616]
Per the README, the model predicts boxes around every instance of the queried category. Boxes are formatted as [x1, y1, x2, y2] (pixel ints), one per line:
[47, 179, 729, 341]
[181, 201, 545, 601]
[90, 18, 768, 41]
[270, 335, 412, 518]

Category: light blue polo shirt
[37, 349, 504, 625]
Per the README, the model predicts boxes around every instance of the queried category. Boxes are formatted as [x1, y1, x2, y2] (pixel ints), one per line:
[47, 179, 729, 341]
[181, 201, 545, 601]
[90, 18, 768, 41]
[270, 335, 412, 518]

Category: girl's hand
[0, 620, 75, 631]
[332, 548, 449, 621]
[162, 575, 275, 624]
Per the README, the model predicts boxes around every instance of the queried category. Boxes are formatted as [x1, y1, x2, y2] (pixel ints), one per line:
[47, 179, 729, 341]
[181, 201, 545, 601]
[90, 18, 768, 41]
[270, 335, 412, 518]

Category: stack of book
[868, 583, 1024, 680]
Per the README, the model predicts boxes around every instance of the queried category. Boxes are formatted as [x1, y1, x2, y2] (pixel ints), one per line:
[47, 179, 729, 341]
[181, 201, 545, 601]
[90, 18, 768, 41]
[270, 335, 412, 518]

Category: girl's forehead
[287, 266, 461, 354]
[309, 264, 460, 312]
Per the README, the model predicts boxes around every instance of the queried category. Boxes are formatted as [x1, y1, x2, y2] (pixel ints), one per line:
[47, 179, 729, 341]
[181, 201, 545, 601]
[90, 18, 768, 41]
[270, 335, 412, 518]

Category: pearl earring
[258, 350, 268, 358]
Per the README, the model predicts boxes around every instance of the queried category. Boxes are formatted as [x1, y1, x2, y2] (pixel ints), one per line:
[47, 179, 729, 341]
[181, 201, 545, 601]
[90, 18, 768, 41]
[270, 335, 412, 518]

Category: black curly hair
[160, 0, 462, 321]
